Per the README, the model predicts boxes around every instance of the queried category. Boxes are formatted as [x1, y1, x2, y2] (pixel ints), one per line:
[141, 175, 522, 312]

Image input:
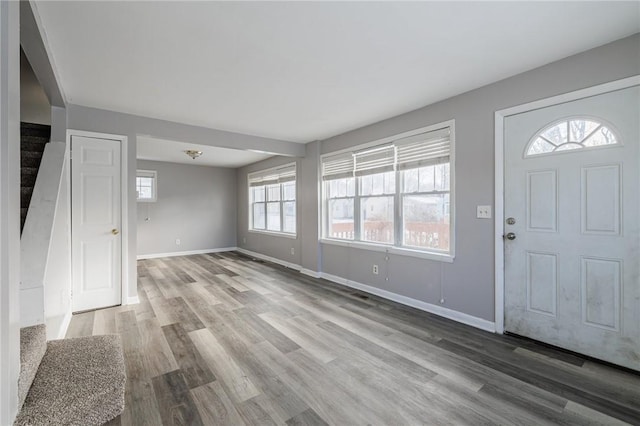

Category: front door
[504, 85, 639, 371]
[71, 135, 122, 312]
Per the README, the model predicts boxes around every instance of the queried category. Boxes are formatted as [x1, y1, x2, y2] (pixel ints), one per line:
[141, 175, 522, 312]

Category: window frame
[321, 120, 455, 262]
[136, 169, 157, 202]
[248, 163, 297, 238]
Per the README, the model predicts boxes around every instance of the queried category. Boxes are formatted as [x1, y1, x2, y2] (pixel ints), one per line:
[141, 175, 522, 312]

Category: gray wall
[237, 33, 640, 323]
[20, 49, 51, 125]
[137, 160, 237, 256]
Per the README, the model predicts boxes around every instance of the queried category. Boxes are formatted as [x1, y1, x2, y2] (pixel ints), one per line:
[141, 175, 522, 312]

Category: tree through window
[526, 118, 618, 157]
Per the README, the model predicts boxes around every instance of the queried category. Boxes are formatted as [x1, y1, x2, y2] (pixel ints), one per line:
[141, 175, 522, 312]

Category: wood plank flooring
[66, 252, 640, 425]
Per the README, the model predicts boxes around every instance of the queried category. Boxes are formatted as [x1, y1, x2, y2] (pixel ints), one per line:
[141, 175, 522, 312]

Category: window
[526, 118, 619, 157]
[322, 124, 454, 259]
[248, 163, 296, 236]
[136, 170, 157, 202]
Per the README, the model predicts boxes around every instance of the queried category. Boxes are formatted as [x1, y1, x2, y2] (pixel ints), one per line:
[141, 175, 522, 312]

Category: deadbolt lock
[506, 217, 516, 225]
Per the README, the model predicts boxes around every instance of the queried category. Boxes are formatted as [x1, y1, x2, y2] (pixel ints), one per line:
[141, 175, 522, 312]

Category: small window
[136, 170, 157, 202]
[526, 118, 619, 157]
[248, 163, 296, 236]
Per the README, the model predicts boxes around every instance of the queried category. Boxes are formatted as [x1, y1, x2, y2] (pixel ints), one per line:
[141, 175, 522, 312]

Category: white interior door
[504, 86, 639, 371]
[71, 135, 122, 312]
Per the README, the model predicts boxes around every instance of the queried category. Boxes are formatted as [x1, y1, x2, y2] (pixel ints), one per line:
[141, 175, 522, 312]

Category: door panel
[72, 135, 121, 312]
[504, 86, 639, 371]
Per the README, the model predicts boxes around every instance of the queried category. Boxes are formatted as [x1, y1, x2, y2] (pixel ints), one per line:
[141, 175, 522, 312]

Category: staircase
[21, 122, 51, 233]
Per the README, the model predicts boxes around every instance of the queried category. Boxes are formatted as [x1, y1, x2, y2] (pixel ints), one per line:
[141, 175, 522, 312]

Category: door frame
[493, 75, 640, 334]
[66, 129, 129, 308]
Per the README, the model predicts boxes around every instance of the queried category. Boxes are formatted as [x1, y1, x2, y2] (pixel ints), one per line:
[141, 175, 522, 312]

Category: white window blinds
[321, 152, 354, 181]
[248, 163, 296, 187]
[395, 127, 450, 170]
[321, 125, 451, 178]
[353, 145, 395, 177]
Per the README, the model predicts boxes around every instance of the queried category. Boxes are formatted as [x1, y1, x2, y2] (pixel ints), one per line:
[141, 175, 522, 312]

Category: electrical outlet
[242, 237, 246, 244]
[291, 247, 295, 255]
[440, 298, 445, 304]
[372, 264, 379, 275]
[175, 238, 181, 245]
[477, 205, 492, 219]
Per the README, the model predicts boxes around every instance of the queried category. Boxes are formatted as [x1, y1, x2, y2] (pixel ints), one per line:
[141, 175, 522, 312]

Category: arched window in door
[525, 118, 619, 157]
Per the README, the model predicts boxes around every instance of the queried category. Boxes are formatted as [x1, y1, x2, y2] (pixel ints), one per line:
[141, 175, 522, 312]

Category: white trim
[248, 229, 297, 240]
[126, 296, 140, 305]
[321, 272, 495, 333]
[67, 129, 130, 309]
[493, 75, 640, 334]
[54, 310, 73, 340]
[320, 238, 454, 263]
[137, 247, 237, 260]
[300, 268, 321, 278]
[236, 248, 302, 271]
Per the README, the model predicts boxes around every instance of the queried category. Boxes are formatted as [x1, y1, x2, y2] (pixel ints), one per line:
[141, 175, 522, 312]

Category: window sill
[249, 229, 297, 240]
[137, 199, 156, 203]
[320, 238, 454, 263]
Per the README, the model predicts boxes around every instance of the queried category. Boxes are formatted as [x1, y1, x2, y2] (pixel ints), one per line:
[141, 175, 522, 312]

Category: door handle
[504, 232, 516, 240]
[111, 229, 120, 235]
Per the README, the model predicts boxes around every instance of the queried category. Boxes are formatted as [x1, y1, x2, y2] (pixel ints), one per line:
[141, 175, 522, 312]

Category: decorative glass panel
[525, 119, 619, 157]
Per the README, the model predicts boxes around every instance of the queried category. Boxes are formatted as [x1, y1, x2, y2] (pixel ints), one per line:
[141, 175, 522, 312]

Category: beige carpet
[15, 334, 126, 426]
[18, 325, 47, 411]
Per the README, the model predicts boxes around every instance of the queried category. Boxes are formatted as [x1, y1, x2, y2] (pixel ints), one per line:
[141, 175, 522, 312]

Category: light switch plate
[477, 205, 492, 219]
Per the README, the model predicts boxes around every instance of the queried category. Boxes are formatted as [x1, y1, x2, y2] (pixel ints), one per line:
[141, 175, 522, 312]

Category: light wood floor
[66, 252, 640, 425]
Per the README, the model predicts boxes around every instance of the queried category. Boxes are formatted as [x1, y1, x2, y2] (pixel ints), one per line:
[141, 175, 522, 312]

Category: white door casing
[71, 134, 122, 312]
[503, 85, 639, 371]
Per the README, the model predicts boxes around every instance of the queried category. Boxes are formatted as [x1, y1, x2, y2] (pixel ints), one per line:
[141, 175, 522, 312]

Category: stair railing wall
[20, 142, 72, 339]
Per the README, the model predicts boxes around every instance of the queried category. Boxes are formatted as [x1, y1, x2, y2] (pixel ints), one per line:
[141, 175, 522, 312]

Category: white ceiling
[35, 1, 639, 145]
[137, 136, 271, 168]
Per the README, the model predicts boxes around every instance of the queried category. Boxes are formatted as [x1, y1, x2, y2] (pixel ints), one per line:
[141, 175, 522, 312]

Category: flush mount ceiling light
[184, 149, 203, 160]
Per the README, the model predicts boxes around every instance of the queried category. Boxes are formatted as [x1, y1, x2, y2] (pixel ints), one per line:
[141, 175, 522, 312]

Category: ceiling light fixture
[184, 149, 203, 160]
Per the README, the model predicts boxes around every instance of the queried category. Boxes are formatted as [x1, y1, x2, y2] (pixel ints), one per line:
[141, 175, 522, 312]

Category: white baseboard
[126, 296, 140, 305]
[55, 310, 73, 340]
[137, 247, 237, 260]
[320, 272, 496, 333]
[300, 268, 321, 278]
[236, 248, 302, 271]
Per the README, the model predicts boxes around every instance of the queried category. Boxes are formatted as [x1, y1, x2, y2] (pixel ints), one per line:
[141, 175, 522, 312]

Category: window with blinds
[321, 122, 454, 258]
[248, 163, 297, 235]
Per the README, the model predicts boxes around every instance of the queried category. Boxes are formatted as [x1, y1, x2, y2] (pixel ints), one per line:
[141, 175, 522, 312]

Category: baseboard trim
[137, 247, 237, 260]
[236, 248, 302, 271]
[320, 272, 496, 333]
[126, 296, 140, 305]
[56, 310, 73, 340]
[300, 268, 321, 278]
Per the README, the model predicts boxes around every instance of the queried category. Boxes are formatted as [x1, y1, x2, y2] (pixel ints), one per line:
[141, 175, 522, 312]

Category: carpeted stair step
[21, 149, 44, 168]
[20, 122, 51, 139]
[18, 325, 47, 412]
[20, 122, 51, 234]
[15, 334, 126, 426]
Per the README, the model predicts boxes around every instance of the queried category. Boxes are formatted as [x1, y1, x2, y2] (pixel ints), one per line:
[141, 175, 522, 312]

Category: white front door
[504, 85, 639, 371]
[71, 135, 122, 312]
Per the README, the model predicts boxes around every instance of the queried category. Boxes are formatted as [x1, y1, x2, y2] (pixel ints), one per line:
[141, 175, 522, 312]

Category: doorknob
[504, 232, 516, 240]
[111, 229, 119, 235]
